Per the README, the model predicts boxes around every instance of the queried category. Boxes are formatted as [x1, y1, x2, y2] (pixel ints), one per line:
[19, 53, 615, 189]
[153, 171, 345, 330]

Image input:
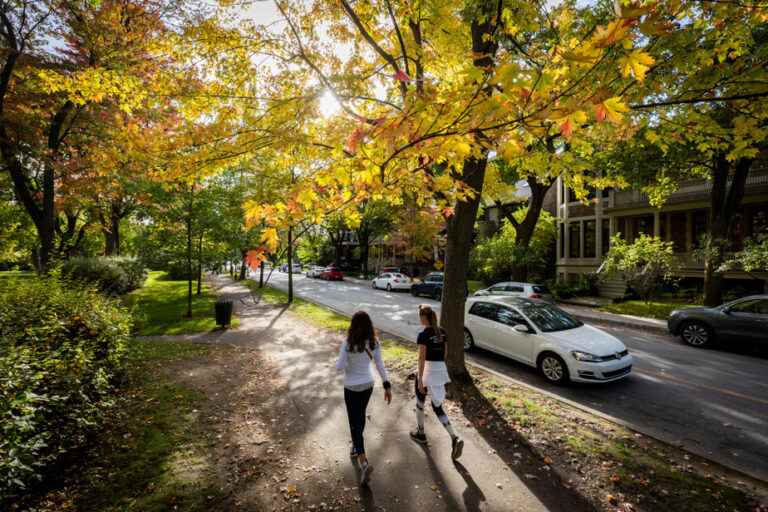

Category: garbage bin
[214, 300, 233, 328]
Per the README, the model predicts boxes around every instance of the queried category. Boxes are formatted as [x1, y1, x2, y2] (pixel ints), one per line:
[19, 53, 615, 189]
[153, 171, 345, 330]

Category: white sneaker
[360, 461, 374, 486]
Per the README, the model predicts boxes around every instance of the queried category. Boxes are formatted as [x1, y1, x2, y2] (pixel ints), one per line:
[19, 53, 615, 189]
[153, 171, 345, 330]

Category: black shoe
[410, 429, 428, 445]
[451, 437, 464, 460]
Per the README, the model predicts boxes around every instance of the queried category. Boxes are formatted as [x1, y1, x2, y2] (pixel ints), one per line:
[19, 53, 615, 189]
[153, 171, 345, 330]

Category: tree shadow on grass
[454, 382, 596, 512]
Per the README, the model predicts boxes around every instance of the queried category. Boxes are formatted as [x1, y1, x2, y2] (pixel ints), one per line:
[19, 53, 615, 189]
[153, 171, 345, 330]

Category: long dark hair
[347, 311, 376, 352]
[419, 304, 444, 342]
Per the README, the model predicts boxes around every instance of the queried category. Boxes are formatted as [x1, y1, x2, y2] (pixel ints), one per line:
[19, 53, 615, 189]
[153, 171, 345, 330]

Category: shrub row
[0, 274, 132, 501]
[62, 256, 147, 296]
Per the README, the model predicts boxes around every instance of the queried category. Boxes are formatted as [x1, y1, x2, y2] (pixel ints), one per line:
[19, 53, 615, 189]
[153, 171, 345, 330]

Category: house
[554, 170, 768, 298]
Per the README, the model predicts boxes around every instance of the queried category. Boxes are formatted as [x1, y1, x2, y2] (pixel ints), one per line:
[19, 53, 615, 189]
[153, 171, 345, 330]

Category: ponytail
[418, 305, 443, 342]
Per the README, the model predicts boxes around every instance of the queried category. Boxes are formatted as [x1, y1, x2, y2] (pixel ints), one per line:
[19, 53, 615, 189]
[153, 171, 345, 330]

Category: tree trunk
[185, 185, 194, 318]
[102, 211, 122, 256]
[259, 260, 265, 288]
[287, 224, 294, 303]
[239, 250, 247, 281]
[703, 155, 752, 306]
[197, 232, 203, 295]
[441, 155, 489, 383]
[439, 6, 498, 384]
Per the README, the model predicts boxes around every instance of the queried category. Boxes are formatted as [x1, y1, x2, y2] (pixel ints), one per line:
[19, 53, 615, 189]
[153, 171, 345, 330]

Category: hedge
[62, 256, 147, 296]
[0, 274, 132, 500]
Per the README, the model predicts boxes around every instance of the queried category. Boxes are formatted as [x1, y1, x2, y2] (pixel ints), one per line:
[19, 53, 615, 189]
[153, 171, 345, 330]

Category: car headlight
[571, 351, 602, 362]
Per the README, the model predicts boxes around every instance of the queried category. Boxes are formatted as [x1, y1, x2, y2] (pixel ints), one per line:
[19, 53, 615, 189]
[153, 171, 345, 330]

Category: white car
[371, 272, 412, 291]
[306, 265, 325, 278]
[473, 282, 555, 303]
[464, 297, 632, 384]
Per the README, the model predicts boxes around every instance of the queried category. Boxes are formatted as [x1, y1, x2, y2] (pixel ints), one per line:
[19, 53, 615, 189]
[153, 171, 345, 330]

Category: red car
[320, 266, 343, 281]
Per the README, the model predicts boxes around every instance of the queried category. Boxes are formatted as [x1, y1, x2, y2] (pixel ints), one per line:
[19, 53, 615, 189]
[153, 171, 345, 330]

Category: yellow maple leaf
[603, 97, 630, 124]
[260, 227, 279, 253]
[619, 50, 655, 81]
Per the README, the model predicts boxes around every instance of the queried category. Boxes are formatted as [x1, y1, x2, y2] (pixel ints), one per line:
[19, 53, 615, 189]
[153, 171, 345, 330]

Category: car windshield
[532, 285, 550, 294]
[520, 303, 582, 332]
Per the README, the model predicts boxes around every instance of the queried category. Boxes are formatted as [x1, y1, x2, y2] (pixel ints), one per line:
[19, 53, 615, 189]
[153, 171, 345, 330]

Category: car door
[377, 273, 390, 287]
[487, 284, 507, 295]
[467, 302, 500, 351]
[492, 306, 536, 363]
[723, 299, 768, 342]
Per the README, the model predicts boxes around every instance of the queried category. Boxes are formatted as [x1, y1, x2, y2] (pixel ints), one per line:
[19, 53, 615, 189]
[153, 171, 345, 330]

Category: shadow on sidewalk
[455, 383, 595, 512]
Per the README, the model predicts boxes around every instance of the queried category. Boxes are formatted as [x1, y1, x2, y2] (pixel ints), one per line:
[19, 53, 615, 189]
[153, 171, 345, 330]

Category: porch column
[685, 211, 693, 251]
[595, 190, 604, 260]
[653, 211, 661, 238]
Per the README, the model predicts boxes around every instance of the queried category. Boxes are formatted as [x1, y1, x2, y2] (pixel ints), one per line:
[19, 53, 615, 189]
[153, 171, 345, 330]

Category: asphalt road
[261, 271, 768, 482]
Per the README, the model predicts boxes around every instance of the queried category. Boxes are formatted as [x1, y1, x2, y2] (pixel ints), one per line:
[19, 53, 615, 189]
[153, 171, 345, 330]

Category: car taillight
[529, 293, 542, 299]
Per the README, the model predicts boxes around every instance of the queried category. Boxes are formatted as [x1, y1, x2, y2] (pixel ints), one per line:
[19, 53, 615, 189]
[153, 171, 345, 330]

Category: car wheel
[372, 281, 377, 289]
[411, 288, 418, 297]
[386, 283, 392, 292]
[463, 329, 475, 352]
[538, 353, 569, 385]
[680, 321, 713, 348]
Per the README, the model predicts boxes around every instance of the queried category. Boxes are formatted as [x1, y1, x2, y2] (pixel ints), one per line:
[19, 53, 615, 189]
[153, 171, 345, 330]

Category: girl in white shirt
[336, 311, 392, 486]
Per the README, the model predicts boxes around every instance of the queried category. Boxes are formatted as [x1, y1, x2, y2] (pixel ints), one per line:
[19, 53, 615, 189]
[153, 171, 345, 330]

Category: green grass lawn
[251, 282, 350, 332]
[126, 271, 238, 336]
[599, 300, 700, 320]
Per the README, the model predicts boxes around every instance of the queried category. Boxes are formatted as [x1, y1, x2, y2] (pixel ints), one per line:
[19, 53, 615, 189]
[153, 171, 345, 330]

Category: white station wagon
[464, 297, 632, 384]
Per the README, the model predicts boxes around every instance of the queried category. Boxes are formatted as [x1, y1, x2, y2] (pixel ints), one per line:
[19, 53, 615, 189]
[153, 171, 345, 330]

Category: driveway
[262, 272, 768, 483]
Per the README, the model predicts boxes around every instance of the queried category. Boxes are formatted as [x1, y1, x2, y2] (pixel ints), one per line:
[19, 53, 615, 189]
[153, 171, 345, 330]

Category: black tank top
[417, 327, 445, 362]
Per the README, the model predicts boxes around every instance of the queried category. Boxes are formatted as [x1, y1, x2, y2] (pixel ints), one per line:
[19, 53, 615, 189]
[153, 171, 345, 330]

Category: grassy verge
[249, 281, 350, 332]
[126, 271, 238, 336]
[599, 300, 700, 320]
[252, 282, 761, 512]
[467, 280, 485, 294]
[0, 269, 33, 283]
[19, 339, 221, 512]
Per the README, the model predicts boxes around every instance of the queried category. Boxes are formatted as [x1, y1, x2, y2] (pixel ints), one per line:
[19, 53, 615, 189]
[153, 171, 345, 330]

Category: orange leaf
[393, 70, 410, 82]
[594, 103, 607, 123]
[559, 118, 573, 139]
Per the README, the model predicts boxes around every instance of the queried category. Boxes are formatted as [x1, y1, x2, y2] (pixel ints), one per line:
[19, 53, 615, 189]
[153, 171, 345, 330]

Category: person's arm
[373, 342, 392, 404]
[417, 345, 427, 393]
[335, 342, 348, 372]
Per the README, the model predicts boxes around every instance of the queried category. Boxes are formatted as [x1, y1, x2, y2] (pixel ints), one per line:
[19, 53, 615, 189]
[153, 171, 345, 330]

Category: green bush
[0, 275, 132, 500]
[62, 256, 147, 295]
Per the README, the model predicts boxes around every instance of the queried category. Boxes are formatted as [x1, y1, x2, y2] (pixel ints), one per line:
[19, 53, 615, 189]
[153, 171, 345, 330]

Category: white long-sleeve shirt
[336, 340, 389, 390]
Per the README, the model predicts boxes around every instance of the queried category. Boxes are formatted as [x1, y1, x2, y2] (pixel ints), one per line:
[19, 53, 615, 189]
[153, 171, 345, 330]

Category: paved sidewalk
[174, 275, 595, 512]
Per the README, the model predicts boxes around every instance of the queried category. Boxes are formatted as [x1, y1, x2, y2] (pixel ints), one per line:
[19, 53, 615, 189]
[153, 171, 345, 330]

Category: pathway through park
[147, 274, 593, 512]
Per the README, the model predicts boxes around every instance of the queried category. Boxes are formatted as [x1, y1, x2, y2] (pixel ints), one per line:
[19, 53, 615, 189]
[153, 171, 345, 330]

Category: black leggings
[344, 387, 373, 455]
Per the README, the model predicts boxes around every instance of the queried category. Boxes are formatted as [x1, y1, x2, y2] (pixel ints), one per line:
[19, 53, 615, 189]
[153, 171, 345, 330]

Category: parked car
[381, 266, 411, 277]
[411, 272, 444, 300]
[280, 263, 302, 273]
[473, 282, 554, 302]
[463, 297, 632, 384]
[410, 272, 468, 300]
[372, 272, 412, 291]
[306, 265, 325, 278]
[319, 266, 344, 281]
[668, 295, 768, 347]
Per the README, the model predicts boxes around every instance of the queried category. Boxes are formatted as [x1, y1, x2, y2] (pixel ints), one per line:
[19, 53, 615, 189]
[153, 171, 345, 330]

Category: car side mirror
[722, 307, 731, 315]
[513, 324, 530, 333]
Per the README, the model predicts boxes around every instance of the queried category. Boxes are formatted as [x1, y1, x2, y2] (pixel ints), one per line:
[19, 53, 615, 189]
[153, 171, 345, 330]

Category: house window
[634, 215, 654, 238]
[568, 222, 581, 258]
[601, 219, 611, 255]
[584, 220, 596, 258]
[691, 210, 708, 248]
